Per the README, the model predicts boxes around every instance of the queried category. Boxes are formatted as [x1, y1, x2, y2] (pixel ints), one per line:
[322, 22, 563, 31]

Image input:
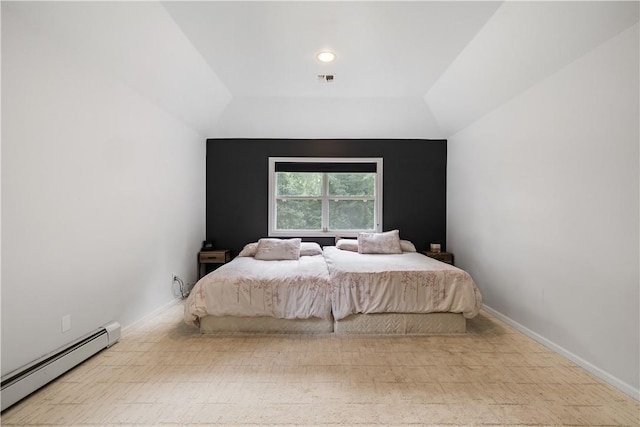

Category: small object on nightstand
[198, 249, 231, 278]
[429, 243, 441, 253]
[423, 251, 454, 265]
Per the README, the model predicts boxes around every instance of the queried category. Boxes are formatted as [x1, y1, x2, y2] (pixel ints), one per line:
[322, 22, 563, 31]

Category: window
[268, 157, 383, 237]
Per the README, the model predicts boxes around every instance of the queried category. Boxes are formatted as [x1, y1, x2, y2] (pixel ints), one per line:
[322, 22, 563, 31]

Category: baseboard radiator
[1, 321, 120, 411]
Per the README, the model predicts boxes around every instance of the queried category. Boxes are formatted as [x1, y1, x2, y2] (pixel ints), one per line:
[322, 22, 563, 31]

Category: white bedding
[323, 246, 482, 320]
[184, 254, 332, 326]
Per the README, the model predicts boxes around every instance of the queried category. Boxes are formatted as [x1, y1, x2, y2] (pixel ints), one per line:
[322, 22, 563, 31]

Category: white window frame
[268, 157, 383, 237]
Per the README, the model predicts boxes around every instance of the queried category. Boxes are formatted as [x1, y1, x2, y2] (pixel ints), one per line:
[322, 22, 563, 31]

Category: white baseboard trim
[121, 298, 181, 336]
[482, 304, 639, 402]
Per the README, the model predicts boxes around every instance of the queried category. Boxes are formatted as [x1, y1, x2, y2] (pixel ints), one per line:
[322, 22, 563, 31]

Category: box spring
[199, 315, 334, 334]
[334, 312, 466, 334]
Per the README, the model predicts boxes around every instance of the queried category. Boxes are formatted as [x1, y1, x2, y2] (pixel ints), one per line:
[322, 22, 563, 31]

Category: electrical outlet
[62, 314, 71, 333]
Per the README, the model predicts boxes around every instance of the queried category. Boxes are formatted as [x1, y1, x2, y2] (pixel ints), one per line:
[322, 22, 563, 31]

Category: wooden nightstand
[198, 249, 231, 278]
[423, 251, 454, 265]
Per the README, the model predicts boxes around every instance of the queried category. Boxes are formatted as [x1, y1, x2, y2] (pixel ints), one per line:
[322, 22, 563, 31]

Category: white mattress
[323, 246, 482, 320]
[184, 254, 332, 326]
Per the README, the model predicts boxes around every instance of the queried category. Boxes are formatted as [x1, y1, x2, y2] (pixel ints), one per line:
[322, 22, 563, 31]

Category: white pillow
[238, 242, 258, 257]
[254, 238, 301, 260]
[336, 239, 359, 252]
[358, 230, 402, 254]
[300, 242, 322, 256]
[400, 240, 417, 253]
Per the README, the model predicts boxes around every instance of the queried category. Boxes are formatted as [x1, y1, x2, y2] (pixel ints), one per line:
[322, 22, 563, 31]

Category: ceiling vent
[317, 74, 335, 83]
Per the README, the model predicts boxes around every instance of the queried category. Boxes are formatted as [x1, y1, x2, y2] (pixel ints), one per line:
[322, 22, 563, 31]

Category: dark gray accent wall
[206, 139, 447, 256]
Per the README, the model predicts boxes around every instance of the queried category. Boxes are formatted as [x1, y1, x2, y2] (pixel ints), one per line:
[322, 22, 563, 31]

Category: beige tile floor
[2, 303, 638, 426]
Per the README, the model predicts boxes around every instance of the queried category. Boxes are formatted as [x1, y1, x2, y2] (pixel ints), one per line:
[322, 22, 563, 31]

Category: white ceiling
[162, 1, 502, 98]
[4, 1, 637, 138]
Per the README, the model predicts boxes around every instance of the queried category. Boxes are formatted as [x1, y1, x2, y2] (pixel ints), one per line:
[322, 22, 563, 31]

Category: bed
[184, 239, 333, 333]
[323, 235, 482, 334]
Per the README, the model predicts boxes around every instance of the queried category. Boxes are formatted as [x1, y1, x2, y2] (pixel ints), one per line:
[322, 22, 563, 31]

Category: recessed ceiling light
[316, 51, 336, 63]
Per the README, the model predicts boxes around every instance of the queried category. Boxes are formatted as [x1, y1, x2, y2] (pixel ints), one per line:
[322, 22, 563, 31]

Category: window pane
[328, 173, 375, 196]
[329, 199, 375, 230]
[276, 199, 322, 230]
[276, 172, 322, 196]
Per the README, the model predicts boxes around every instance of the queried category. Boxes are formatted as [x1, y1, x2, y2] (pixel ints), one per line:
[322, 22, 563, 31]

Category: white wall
[446, 22, 639, 398]
[212, 97, 443, 139]
[1, 8, 207, 374]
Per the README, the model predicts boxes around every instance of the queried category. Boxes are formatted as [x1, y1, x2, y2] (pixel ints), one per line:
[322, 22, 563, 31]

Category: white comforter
[323, 246, 482, 320]
[184, 254, 332, 326]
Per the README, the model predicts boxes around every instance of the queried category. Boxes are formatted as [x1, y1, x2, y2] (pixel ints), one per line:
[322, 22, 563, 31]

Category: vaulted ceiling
[162, 1, 501, 98]
[4, 1, 638, 138]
